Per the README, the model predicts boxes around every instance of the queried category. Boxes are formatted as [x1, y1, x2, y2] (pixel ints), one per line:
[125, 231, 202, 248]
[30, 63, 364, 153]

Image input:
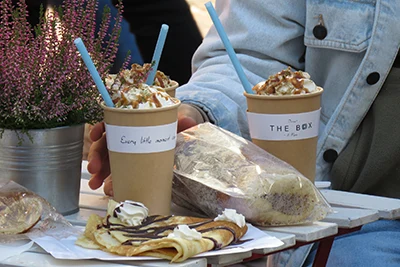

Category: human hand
[177, 103, 205, 132]
[82, 124, 93, 161]
[87, 103, 204, 196]
[87, 122, 113, 196]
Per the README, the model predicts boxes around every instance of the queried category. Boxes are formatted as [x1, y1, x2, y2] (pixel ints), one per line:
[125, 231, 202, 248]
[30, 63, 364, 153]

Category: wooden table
[320, 189, 400, 219]
[70, 163, 397, 266]
[1, 178, 289, 267]
[3, 162, 399, 267]
[74, 167, 365, 267]
[72, 181, 293, 267]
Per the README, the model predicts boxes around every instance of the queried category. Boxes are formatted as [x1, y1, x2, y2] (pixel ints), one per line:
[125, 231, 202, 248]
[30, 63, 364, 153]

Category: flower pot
[0, 124, 85, 215]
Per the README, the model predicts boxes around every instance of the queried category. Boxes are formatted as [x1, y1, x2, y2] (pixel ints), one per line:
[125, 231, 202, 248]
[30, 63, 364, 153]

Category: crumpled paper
[0, 240, 34, 261]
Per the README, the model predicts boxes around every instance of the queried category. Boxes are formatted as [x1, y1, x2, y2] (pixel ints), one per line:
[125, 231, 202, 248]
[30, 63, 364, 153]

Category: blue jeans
[304, 220, 400, 267]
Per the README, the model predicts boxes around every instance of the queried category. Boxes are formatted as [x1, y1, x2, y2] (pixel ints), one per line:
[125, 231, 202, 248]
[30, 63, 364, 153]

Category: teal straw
[74, 38, 114, 107]
[146, 24, 169, 85]
[205, 2, 253, 94]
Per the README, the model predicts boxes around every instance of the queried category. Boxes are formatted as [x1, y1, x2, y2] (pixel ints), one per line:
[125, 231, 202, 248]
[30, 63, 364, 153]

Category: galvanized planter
[0, 124, 84, 215]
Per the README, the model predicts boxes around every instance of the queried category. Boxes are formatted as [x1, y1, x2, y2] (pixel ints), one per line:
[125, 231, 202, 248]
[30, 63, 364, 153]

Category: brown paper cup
[163, 80, 179, 98]
[244, 88, 323, 182]
[101, 100, 181, 215]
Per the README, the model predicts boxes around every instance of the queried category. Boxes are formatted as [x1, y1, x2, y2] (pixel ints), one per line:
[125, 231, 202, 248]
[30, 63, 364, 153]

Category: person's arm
[177, 0, 307, 139]
[86, 0, 307, 195]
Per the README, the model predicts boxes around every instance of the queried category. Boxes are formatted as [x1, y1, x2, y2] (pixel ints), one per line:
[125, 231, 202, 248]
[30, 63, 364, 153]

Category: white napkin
[0, 240, 34, 261]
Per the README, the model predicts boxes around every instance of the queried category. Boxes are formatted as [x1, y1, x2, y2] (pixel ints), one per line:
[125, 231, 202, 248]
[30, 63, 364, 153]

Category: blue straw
[74, 38, 114, 107]
[205, 2, 253, 94]
[146, 24, 169, 85]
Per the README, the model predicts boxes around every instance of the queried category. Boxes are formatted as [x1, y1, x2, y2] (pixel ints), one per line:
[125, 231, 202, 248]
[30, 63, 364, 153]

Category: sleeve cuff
[187, 104, 211, 123]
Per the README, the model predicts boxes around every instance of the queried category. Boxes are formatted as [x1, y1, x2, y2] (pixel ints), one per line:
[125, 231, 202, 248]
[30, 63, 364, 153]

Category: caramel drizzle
[255, 67, 312, 95]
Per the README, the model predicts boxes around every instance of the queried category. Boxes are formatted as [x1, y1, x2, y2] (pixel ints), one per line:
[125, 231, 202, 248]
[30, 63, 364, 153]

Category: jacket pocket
[305, 0, 376, 52]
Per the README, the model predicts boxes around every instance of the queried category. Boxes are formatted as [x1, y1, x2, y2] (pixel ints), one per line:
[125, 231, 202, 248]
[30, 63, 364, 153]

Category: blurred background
[186, 0, 215, 37]
[24, 0, 216, 84]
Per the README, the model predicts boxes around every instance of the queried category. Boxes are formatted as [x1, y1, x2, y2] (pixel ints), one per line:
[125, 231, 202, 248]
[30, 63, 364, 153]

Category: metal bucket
[0, 124, 84, 215]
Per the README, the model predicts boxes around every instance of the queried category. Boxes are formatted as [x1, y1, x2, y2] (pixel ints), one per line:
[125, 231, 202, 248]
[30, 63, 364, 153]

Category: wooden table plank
[79, 193, 109, 211]
[320, 190, 400, 219]
[322, 207, 379, 228]
[206, 251, 253, 266]
[81, 160, 91, 180]
[261, 221, 338, 242]
[65, 207, 106, 226]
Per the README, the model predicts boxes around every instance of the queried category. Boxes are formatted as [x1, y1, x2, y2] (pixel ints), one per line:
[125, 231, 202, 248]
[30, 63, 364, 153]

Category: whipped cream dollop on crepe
[167, 225, 202, 240]
[107, 200, 148, 226]
[76, 200, 248, 262]
[214, 208, 246, 227]
[253, 67, 321, 95]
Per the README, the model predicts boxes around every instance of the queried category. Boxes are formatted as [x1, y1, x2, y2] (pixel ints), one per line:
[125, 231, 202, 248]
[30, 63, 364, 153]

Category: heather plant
[0, 0, 127, 132]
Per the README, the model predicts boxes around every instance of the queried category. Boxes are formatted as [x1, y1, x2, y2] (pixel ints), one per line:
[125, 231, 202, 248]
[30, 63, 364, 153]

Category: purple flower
[0, 0, 125, 130]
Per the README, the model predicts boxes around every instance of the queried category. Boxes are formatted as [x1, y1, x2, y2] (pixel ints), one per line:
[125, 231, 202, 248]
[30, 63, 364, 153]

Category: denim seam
[316, 0, 382, 159]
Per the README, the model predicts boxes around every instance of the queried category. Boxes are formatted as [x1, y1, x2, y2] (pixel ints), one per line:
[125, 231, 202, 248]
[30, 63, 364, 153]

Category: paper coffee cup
[244, 87, 323, 182]
[102, 100, 181, 215]
[163, 80, 179, 98]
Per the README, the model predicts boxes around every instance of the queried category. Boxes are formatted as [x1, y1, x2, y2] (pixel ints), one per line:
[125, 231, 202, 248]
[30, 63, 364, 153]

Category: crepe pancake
[76, 212, 248, 262]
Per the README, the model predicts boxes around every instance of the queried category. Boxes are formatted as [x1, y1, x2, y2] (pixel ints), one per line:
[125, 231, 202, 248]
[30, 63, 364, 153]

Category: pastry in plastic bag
[0, 192, 42, 234]
[0, 180, 79, 242]
[173, 123, 332, 226]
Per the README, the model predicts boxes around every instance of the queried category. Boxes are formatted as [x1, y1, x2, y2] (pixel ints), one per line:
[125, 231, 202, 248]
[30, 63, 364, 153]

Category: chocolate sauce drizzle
[103, 214, 245, 250]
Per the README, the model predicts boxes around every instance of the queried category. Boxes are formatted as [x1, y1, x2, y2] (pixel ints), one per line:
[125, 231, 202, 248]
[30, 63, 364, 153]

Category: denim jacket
[177, 0, 400, 266]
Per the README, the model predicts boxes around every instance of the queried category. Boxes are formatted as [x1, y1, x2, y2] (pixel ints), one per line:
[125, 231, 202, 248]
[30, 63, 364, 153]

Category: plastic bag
[173, 123, 332, 226]
[0, 180, 79, 243]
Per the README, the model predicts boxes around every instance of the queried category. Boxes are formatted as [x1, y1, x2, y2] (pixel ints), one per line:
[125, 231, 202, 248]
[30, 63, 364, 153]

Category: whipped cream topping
[153, 69, 173, 88]
[105, 68, 178, 109]
[110, 200, 149, 226]
[254, 67, 320, 95]
[214, 209, 246, 227]
[111, 63, 173, 88]
[167, 225, 202, 240]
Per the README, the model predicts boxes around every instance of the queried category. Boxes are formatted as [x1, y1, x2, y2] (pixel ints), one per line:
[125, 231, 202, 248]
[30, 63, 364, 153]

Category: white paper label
[105, 122, 177, 153]
[247, 109, 320, 141]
